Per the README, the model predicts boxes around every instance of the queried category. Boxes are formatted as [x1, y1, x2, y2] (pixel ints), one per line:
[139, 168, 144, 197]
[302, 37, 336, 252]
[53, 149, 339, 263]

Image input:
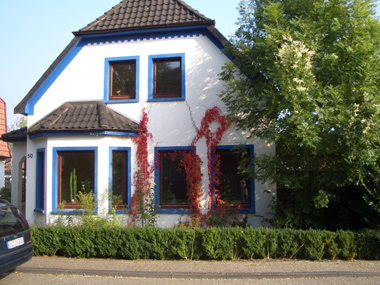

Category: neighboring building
[0, 98, 11, 189]
[3, 0, 275, 227]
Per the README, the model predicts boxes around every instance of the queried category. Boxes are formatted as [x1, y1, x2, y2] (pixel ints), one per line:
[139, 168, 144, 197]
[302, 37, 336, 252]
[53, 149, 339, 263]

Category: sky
[0, 0, 379, 127]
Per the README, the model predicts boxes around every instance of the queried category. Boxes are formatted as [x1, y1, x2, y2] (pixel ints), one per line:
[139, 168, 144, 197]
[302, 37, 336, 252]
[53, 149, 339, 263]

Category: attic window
[104, 56, 139, 103]
[110, 61, 136, 100]
[148, 54, 185, 102]
[153, 58, 181, 98]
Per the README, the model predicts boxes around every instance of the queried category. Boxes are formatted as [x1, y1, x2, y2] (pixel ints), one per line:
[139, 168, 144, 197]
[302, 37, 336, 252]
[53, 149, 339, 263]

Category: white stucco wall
[25, 33, 275, 227]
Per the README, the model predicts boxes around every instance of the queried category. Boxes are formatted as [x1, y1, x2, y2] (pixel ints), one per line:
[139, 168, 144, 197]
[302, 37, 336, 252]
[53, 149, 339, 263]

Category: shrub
[31, 226, 380, 260]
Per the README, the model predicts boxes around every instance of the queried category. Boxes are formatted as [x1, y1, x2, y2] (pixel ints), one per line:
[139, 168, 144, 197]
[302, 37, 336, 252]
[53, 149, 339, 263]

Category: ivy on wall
[130, 106, 237, 224]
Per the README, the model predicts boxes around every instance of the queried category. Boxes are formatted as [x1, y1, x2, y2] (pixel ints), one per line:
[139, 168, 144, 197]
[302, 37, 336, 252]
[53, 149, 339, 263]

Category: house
[0, 99, 11, 189]
[3, 0, 275, 227]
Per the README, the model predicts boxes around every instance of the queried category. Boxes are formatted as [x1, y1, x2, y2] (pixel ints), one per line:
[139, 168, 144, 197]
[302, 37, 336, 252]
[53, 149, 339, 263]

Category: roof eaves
[73, 20, 213, 36]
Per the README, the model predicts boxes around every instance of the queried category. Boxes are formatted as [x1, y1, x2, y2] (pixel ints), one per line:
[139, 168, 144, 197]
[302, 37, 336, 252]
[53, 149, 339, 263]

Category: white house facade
[4, 0, 275, 227]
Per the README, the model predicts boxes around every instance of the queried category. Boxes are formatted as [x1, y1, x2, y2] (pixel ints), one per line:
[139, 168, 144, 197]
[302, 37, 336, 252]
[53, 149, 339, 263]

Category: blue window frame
[109, 147, 131, 213]
[148, 53, 185, 102]
[215, 145, 255, 213]
[154, 146, 194, 214]
[104, 56, 140, 103]
[52, 147, 98, 214]
[35, 148, 45, 213]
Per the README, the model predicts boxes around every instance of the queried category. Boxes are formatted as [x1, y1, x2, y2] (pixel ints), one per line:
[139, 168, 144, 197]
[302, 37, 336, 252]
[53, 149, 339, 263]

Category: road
[1, 271, 380, 285]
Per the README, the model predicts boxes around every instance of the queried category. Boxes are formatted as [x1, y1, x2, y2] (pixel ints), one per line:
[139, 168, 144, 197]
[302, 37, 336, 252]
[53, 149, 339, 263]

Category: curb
[15, 267, 380, 279]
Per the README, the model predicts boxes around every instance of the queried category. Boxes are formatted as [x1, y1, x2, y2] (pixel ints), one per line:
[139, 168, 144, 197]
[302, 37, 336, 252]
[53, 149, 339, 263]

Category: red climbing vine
[130, 105, 237, 226]
[129, 108, 154, 222]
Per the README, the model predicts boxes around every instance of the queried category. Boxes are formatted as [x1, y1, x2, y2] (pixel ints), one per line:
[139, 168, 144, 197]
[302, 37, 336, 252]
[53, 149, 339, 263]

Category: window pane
[112, 151, 126, 205]
[110, 61, 136, 99]
[217, 149, 251, 206]
[160, 151, 188, 206]
[36, 151, 45, 210]
[59, 151, 94, 204]
[154, 59, 181, 97]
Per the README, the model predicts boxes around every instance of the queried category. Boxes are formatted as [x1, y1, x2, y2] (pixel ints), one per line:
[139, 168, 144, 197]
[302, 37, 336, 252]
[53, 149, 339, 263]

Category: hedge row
[31, 227, 380, 260]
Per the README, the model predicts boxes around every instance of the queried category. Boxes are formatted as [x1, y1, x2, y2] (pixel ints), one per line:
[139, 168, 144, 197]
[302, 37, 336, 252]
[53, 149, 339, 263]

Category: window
[155, 147, 192, 213]
[52, 147, 97, 212]
[109, 147, 131, 212]
[35, 148, 45, 213]
[148, 54, 185, 101]
[215, 145, 254, 211]
[104, 56, 139, 103]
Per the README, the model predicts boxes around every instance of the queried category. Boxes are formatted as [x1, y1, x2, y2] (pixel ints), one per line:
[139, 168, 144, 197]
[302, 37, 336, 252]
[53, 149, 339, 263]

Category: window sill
[104, 98, 139, 104]
[157, 208, 191, 214]
[147, 97, 185, 102]
[34, 209, 45, 214]
[51, 209, 97, 215]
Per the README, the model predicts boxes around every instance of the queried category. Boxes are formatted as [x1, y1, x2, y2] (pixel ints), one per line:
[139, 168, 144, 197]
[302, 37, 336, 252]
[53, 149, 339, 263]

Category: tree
[220, 0, 380, 229]
[8, 116, 27, 131]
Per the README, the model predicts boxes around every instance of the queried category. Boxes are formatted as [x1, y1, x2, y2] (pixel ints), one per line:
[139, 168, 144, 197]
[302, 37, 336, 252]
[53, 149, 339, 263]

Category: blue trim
[148, 53, 186, 102]
[104, 56, 140, 104]
[154, 146, 195, 214]
[51, 147, 98, 215]
[109, 147, 131, 214]
[35, 148, 45, 212]
[83, 25, 209, 44]
[23, 26, 228, 115]
[25, 39, 85, 115]
[215, 145, 255, 214]
[29, 130, 138, 139]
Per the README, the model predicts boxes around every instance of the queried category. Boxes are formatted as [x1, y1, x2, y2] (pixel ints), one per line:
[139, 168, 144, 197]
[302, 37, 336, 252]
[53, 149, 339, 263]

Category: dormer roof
[27, 101, 139, 135]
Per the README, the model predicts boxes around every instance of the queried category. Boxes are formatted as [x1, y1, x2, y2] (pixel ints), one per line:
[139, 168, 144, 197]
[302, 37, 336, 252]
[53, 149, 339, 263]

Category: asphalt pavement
[15, 256, 380, 280]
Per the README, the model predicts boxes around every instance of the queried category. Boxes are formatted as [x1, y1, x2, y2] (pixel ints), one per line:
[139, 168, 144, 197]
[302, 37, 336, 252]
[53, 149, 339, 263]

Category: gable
[14, 0, 229, 117]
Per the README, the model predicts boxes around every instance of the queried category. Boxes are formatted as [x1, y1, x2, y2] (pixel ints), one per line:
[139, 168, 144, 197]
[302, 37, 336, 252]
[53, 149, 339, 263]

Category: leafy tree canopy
[220, 0, 380, 229]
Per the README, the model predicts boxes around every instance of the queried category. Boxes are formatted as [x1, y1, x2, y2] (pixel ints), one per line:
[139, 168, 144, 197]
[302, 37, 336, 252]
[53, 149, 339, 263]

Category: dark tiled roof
[27, 101, 139, 135]
[1, 127, 27, 143]
[74, 0, 214, 35]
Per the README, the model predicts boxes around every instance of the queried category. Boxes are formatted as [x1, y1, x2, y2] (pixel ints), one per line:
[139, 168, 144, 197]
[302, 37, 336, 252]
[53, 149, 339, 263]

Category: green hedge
[31, 227, 380, 260]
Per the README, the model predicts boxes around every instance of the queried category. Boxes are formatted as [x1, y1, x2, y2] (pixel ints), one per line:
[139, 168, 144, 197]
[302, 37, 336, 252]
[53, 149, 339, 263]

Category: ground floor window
[35, 148, 45, 212]
[215, 145, 254, 210]
[155, 147, 192, 212]
[110, 147, 130, 211]
[53, 148, 97, 210]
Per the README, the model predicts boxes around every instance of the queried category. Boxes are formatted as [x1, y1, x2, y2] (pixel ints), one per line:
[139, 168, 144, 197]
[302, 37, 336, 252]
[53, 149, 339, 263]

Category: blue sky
[0, 0, 378, 127]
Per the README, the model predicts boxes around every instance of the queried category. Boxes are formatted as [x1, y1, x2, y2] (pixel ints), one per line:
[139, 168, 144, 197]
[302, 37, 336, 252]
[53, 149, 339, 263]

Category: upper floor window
[104, 56, 139, 103]
[148, 54, 185, 102]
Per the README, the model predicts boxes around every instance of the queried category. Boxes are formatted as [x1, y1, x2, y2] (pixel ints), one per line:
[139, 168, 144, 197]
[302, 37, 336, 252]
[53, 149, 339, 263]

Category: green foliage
[220, 0, 380, 229]
[31, 226, 380, 261]
[0, 185, 11, 201]
[69, 168, 77, 202]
